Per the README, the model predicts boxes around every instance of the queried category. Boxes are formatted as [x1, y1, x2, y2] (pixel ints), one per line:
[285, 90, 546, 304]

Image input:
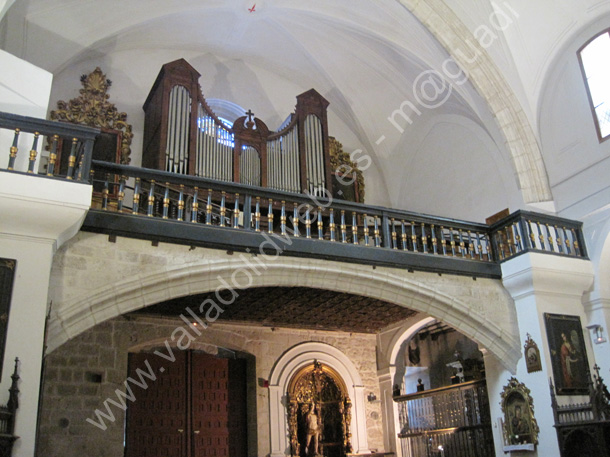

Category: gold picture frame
[524, 333, 542, 373]
[500, 377, 539, 449]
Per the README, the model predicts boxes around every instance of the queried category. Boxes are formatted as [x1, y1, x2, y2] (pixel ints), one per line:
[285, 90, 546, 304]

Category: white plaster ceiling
[0, 0, 520, 219]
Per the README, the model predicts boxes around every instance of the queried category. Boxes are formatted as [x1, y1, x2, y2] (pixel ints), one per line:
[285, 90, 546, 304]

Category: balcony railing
[0, 112, 589, 279]
[394, 380, 495, 457]
[489, 210, 587, 260]
[0, 111, 99, 181]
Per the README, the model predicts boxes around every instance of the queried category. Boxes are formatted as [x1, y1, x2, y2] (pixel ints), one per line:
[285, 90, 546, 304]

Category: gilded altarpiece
[287, 361, 352, 457]
[50, 67, 133, 199]
[50, 67, 133, 166]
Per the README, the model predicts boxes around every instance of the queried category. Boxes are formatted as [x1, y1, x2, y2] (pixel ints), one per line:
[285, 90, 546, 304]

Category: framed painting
[0, 258, 16, 381]
[544, 313, 590, 395]
[500, 377, 539, 450]
[523, 333, 542, 374]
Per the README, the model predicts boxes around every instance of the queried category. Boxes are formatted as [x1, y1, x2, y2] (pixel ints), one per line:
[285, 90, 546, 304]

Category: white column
[488, 252, 595, 457]
[0, 172, 91, 457]
[352, 385, 370, 454]
[268, 385, 287, 457]
[378, 366, 404, 457]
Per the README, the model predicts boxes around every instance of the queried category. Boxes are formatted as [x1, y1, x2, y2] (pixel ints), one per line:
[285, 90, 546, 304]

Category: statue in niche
[305, 403, 322, 456]
[287, 360, 352, 457]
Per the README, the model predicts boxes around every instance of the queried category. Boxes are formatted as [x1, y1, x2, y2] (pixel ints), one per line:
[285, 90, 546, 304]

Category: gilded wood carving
[329, 137, 365, 203]
[287, 361, 352, 457]
[523, 333, 542, 374]
[50, 67, 133, 164]
[500, 377, 539, 448]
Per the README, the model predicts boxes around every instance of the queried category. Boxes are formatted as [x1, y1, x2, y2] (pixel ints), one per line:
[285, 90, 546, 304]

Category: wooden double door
[125, 350, 248, 457]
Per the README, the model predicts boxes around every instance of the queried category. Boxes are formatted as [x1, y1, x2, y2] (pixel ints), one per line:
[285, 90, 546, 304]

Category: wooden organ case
[142, 59, 334, 198]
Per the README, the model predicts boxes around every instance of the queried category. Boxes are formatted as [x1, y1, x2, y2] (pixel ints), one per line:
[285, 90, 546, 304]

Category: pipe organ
[142, 59, 333, 197]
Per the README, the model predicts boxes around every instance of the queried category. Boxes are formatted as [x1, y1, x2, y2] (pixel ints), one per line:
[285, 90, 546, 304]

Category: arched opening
[385, 320, 494, 457]
[287, 361, 351, 457]
[395, 321, 486, 395]
[268, 342, 370, 457]
[47, 249, 519, 371]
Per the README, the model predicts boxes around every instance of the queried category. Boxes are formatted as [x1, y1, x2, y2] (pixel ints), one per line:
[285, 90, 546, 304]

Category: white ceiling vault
[1, 0, 609, 222]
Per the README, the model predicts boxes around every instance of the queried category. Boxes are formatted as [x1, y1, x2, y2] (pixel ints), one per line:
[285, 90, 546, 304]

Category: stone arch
[400, 0, 552, 204]
[47, 254, 519, 370]
[388, 316, 438, 381]
[268, 342, 368, 457]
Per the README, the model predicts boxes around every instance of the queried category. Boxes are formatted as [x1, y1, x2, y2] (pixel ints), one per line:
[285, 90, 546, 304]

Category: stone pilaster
[487, 253, 595, 457]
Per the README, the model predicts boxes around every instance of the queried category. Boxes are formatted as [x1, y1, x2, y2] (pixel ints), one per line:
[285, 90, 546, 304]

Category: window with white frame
[578, 29, 610, 142]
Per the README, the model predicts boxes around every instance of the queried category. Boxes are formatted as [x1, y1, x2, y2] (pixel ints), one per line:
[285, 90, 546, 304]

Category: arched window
[578, 28, 610, 142]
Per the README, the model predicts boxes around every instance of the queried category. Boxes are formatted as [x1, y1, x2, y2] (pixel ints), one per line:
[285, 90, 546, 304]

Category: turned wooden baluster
[7, 128, 20, 170]
[177, 185, 185, 221]
[191, 187, 200, 223]
[233, 194, 241, 229]
[146, 180, 155, 217]
[47, 134, 59, 176]
[317, 207, 324, 239]
[66, 138, 79, 180]
[162, 183, 170, 219]
[267, 199, 274, 233]
[27, 132, 40, 173]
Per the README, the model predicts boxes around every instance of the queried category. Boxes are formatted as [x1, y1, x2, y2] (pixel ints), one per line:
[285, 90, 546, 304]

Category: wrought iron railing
[0, 111, 589, 278]
[394, 380, 495, 457]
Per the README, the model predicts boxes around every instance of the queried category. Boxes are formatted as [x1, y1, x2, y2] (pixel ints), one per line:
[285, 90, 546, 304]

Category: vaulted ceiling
[2, 0, 608, 222]
[1, 0, 519, 221]
[132, 286, 418, 334]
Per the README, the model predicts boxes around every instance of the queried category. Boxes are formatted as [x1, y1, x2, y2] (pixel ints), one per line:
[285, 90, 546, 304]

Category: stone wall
[47, 232, 519, 370]
[37, 317, 383, 457]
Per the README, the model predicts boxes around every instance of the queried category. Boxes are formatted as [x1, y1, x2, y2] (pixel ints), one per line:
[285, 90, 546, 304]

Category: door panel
[227, 359, 248, 457]
[125, 350, 247, 457]
[191, 353, 230, 457]
[125, 351, 187, 457]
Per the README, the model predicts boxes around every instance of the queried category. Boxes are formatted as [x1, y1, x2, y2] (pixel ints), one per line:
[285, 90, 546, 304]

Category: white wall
[0, 49, 52, 172]
[0, 171, 91, 457]
[493, 253, 597, 457]
[0, 237, 53, 457]
[394, 115, 521, 221]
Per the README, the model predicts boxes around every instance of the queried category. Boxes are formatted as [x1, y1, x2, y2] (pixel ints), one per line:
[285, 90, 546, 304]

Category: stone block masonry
[36, 318, 384, 457]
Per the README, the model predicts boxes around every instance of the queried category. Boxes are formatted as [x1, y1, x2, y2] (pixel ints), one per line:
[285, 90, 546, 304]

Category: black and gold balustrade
[394, 380, 495, 457]
[83, 160, 502, 278]
[1, 111, 98, 181]
[0, 111, 589, 279]
[488, 210, 587, 261]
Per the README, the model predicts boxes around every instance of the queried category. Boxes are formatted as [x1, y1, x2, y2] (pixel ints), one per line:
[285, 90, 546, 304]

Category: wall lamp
[586, 324, 607, 344]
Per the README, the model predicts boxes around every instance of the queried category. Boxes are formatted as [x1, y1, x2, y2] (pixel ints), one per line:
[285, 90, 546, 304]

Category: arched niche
[287, 361, 352, 457]
[268, 342, 370, 457]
